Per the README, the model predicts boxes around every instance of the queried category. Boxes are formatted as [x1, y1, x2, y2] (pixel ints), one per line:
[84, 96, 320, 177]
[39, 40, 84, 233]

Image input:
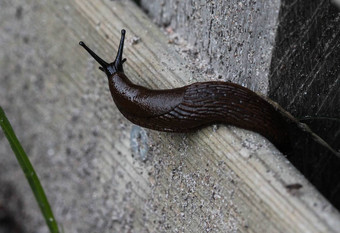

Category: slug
[79, 29, 291, 151]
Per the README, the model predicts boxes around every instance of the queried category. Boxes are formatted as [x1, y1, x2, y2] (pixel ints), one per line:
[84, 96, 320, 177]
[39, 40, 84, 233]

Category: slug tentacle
[114, 29, 126, 73]
[80, 29, 126, 76]
[79, 41, 108, 69]
[79, 29, 291, 152]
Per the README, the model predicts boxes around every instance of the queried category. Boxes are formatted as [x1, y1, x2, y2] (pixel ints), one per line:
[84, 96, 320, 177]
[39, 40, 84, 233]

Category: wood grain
[0, 0, 339, 232]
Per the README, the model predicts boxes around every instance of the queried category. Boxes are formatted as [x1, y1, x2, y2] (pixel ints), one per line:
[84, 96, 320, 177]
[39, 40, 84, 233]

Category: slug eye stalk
[79, 29, 126, 76]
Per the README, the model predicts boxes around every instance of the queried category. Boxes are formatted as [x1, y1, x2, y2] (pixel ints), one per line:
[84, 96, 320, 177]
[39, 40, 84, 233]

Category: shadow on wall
[269, 0, 340, 210]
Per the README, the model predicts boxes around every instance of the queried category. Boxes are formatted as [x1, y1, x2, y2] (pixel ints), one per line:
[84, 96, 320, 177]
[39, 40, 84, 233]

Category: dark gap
[132, 0, 141, 6]
[269, 0, 340, 210]
[0, 182, 25, 233]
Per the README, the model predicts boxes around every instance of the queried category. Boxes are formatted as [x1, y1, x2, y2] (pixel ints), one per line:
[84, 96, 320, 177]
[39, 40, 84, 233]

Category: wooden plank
[139, 0, 340, 210]
[0, 0, 339, 232]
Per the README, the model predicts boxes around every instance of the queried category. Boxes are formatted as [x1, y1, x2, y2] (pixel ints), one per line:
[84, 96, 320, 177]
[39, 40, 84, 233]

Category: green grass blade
[0, 106, 60, 233]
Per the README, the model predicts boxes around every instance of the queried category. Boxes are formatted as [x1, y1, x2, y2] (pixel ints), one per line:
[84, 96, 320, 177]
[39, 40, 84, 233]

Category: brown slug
[79, 29, 291, 151]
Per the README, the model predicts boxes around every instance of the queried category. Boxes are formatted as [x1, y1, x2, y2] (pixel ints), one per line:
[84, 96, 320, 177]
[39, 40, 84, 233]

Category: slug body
[79, 29, 289, 151]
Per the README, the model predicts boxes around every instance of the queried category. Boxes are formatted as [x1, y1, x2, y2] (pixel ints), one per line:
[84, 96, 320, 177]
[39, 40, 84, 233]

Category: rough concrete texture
[139, 0, 340, 150]
[0, 1, 144, 232]
[140, 0, 340, 209]
[1, 0, 340, 232]
[140, 0, 281, 93]
[0, 0, 250, 232]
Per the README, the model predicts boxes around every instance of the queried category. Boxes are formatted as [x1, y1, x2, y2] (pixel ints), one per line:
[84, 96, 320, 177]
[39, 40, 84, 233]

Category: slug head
[79, 29, 127, 77]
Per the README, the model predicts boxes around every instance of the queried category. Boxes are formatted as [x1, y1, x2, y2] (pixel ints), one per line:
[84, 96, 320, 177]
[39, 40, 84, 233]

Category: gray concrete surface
[141, 0, 281, 93]
[1, 0, 340, 232]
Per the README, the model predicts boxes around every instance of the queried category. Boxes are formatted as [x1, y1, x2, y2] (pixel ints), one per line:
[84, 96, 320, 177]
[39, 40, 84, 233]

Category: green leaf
[0, 106, 60, 233]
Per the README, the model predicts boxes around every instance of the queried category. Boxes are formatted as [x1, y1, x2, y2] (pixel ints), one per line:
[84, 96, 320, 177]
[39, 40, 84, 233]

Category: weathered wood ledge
[1, 0, 340, 232]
